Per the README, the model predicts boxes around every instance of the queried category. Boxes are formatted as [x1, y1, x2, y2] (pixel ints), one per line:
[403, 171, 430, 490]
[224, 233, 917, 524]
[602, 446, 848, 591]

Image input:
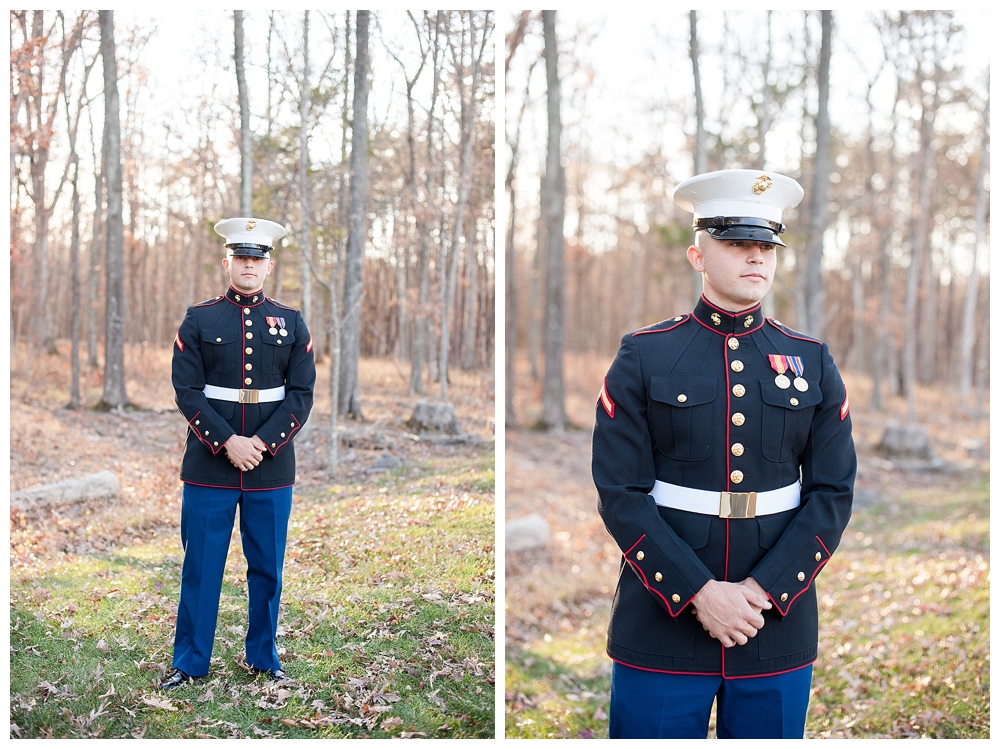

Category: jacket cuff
[623, 534, 704, 617]
[756, 535, 831, 616]
[261, 413, 303, 456]
[187, 411, 234, 455]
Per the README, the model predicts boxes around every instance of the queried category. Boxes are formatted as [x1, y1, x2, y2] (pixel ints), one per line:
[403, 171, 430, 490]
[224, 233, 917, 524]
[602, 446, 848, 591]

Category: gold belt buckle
[238, 389, 260, 404]
[720, 492, 757, 518]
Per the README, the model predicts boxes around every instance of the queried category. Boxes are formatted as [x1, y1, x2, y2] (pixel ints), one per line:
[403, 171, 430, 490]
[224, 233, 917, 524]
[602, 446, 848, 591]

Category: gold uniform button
[671, 594, 681, 603]
[245, 347, 253, 354]
[216, 337, 222, 342]
[815, 552, 822, 562]
[213, 441, 219, 447]
[271, 443, 276, 448]
[730, 360, 744, 372]
[732, 384, 746, 397]
[677, 394, 688, 403]
[731, 443, 744, 457]
[246, 332, 253, 339]
[204, 430, 210, 436]
[790, 397, 799, 406]
[245, 363, 253, 371]
[280, 432, 286, 438]
[244, 308, 251, 315]
[245, 377, 252, 385]
[780, 593, 788, 602]
[730, 470, 744, 484]
[728, 337, 739, 350]
[195, 420, 200, 426]
[636, 551, 645, 561]
[797, 572, 806, 581]
[732, 413, 745, 426]
[291, 422, 295, 427]
[245, 319, 252, 326]
[654, 572, 663, 582]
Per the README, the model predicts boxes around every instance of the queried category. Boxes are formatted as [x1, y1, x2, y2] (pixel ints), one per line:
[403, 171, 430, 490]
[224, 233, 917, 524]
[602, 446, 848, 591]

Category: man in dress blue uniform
[160, 217, 315, 689]
[593, 170, 856, 738]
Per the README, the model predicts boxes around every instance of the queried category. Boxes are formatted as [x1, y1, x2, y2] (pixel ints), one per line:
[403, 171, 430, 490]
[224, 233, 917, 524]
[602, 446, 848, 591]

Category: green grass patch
[504, 472, 989, 738]
[10, 448, 495, 739]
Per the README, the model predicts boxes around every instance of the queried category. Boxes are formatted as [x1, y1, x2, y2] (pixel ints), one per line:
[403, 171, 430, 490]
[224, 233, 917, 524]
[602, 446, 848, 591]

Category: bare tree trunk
[528, 175, 544, 382]
[540, 10, 567, 430]
[68, 152, 82, 408]
[803, 10, 832, 339]
[299, 11, 312, 331]
[99, 9, 128, 409]
[689, 10, 706, 307]
[902, 60, 940, 422]
[339, 10, 369, 418]
[235, 9, 252, 216]
[410, 12, 442, 397]
[957, 83, 989, 399]
[439, 11, 487, 401]
[461, 233, 478, 369]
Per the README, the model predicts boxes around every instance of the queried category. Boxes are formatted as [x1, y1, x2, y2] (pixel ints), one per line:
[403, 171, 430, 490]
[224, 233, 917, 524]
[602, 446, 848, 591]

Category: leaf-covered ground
[9, 347, 496, 739]
[504, 353, 989, 739]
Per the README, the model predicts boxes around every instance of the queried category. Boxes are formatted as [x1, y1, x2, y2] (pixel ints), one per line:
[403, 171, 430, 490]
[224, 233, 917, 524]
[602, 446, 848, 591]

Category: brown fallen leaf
[140, 695, 178, 711]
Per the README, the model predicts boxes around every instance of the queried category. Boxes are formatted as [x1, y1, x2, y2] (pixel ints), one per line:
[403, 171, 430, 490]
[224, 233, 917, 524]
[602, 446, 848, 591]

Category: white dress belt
[650, 479, 801, 518]
[203, 384, 286, 403]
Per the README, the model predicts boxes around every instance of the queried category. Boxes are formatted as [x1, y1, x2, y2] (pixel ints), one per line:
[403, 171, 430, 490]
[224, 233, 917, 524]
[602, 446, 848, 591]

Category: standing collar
[225, 286, 266, 306]
[692, 296, 764, 335]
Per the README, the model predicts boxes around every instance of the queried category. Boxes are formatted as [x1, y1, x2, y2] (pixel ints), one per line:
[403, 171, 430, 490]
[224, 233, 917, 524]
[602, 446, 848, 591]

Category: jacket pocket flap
[202, 329, 239, 345]
[649, 375, 716, 408]
[759, 381, 823, 410]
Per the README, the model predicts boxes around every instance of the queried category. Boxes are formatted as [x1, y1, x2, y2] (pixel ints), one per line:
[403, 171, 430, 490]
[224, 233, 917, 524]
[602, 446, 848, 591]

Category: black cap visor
[695, 216, 786, 247]
[227, 242, 272, 258]
[705, 225, 785, 246]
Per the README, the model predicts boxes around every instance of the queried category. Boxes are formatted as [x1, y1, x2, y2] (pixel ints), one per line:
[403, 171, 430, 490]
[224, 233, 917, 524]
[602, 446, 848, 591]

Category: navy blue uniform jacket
[593, 296, 855, 677]
[172, 286, 316, 490]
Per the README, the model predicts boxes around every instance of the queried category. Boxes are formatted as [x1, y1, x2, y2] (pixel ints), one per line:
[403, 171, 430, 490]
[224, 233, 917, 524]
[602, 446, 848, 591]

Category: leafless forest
[10, 10, 495, 414]
[506, 10, 989, 426]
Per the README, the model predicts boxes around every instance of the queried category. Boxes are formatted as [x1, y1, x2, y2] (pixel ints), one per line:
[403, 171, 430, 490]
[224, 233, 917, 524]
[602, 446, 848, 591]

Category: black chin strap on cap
[695, 216, 786, 247]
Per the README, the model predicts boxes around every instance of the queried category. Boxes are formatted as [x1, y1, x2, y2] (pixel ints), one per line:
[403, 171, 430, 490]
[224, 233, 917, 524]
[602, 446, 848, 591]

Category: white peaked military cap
[214, 217, 286, 258]
[672, 169, 804, 247]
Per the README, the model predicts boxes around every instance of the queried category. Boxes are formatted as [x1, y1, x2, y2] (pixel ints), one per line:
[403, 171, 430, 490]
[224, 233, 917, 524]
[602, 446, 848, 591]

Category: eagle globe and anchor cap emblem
[752, 174, 773, 195]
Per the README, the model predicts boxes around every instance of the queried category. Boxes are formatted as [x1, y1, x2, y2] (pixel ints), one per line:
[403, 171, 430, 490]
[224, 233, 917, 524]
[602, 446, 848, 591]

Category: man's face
[223, 253, 274, 294]
[686, 232, 777, 312]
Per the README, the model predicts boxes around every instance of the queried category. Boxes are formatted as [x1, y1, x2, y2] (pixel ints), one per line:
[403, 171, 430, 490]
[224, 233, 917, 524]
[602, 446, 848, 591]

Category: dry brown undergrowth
[9, 342, 495, 570]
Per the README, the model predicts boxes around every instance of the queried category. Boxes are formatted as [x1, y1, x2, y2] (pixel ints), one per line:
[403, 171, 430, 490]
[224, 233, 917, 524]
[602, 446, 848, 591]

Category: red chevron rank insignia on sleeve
[598, 377, 615, 419]
[840, 385, 850, 420]
[174, 330, 184, 352]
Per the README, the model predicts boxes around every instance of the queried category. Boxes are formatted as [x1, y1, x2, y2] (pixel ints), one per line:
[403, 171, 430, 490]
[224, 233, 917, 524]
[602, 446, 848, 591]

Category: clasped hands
[691, 577, 771, 648]
[224, 434, 268, 471]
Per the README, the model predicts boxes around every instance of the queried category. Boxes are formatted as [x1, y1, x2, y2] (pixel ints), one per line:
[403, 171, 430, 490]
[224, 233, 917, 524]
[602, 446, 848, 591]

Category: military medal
[768, 354, 791, 389]
[266, 316, 285, 336]
[788, 356, 808, 391]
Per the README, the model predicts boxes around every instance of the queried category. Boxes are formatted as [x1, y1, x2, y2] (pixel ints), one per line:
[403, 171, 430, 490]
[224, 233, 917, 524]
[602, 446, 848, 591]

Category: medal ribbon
[266, 316, 277, 327]
[768, 354, 788, 375]
[787, 356, 804, 377]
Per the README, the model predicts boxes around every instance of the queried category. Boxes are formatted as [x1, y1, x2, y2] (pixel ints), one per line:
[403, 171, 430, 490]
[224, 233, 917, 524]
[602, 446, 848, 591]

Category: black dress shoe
[159, 668, 194, 690]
